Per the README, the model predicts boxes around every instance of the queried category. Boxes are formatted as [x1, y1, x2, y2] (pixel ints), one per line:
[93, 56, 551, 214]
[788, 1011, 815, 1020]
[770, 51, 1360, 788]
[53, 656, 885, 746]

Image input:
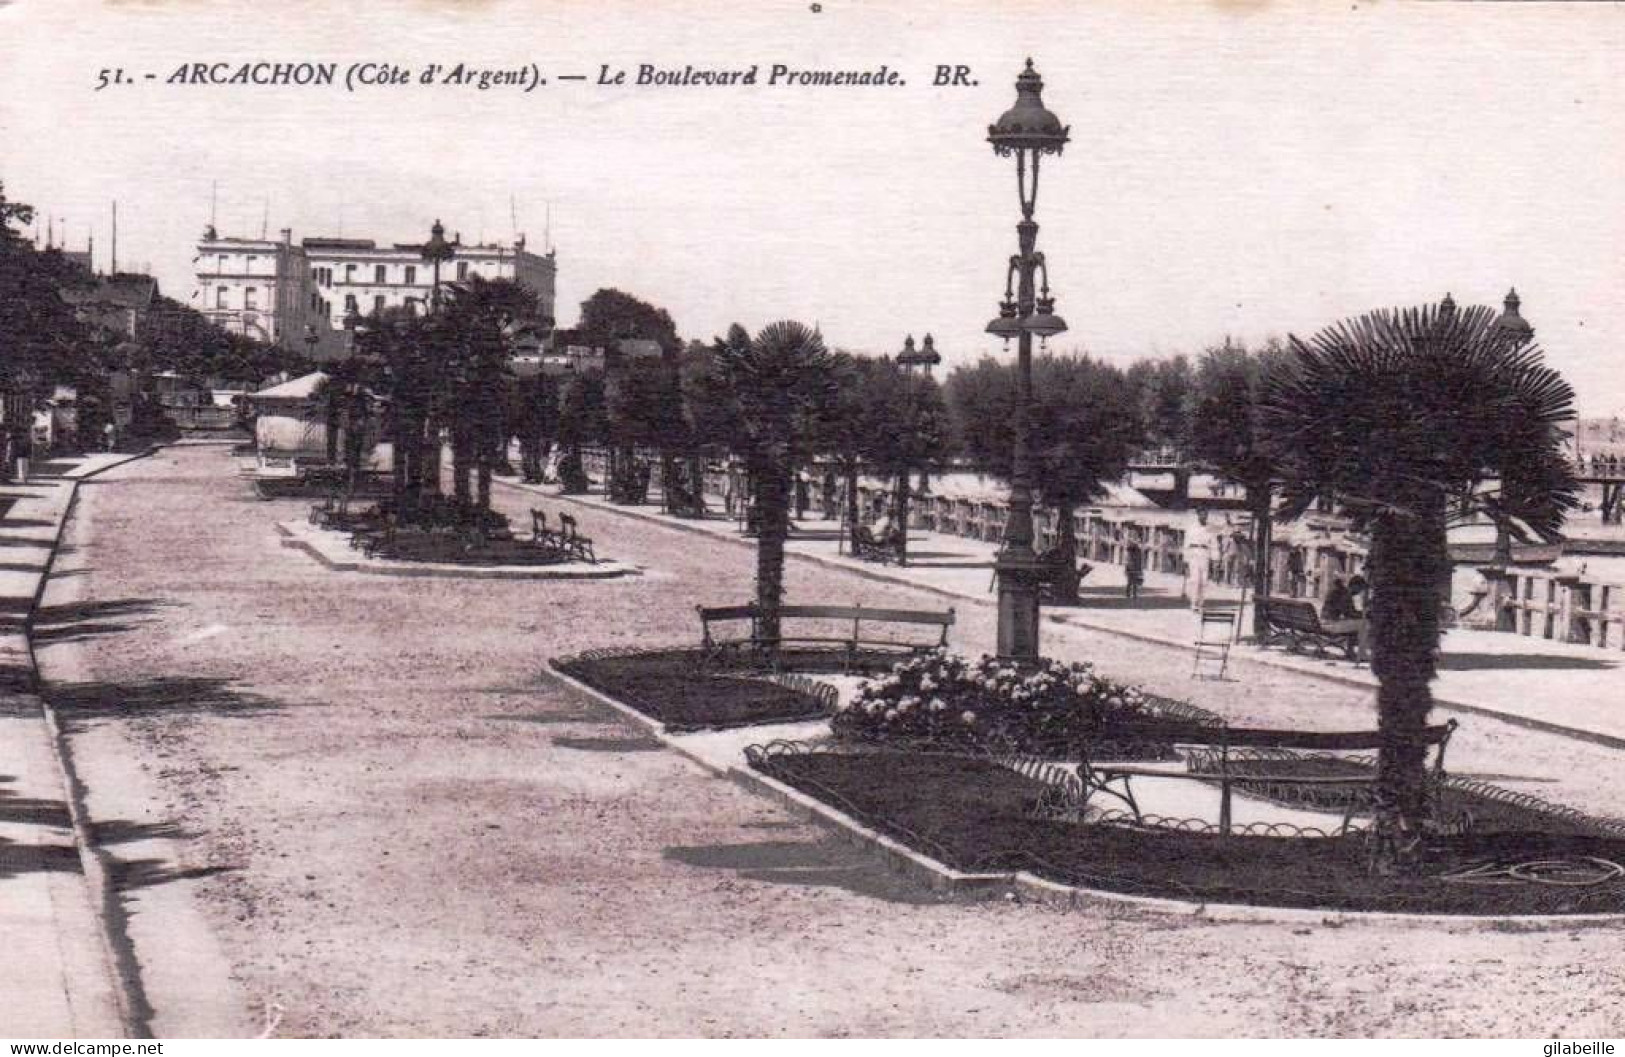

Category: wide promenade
[17, 444, 1625, 1037]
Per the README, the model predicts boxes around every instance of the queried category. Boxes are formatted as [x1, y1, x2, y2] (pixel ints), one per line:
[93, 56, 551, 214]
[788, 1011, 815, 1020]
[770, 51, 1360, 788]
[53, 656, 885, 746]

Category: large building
[193, 227, 315, 351]
[192, 224, 557, 360]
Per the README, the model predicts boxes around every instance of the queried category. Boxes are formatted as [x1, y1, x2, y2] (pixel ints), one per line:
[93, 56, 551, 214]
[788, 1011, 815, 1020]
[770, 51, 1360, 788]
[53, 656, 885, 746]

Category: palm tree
[1259, 300, 1577, 871]
[947, 354, 1143, 603]
[712, 321, 837, 646]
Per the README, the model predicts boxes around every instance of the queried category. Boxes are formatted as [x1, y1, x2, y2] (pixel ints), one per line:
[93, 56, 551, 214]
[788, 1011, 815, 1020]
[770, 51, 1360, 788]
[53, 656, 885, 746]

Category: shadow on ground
[1437, 652, 1618, 672]
[1059, 589, 1194, 611]
[43, 676, 296, 732]
[0, 837, 81, 879]
[109, 857, 235, 892]
[664, 839, 945, 905]
[27, 597, 174, 647]
[552, 734, 664, 752]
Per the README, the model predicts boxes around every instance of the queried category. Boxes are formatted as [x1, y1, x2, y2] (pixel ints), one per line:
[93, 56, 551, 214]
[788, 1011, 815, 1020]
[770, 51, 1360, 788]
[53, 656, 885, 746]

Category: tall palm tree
[1259, 300, 1577, 871]
[713, 321, 837, 646]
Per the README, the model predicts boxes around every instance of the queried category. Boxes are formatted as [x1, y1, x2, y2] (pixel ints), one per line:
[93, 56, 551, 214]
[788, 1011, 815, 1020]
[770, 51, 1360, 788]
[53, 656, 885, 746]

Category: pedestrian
[1124, 540, 1144, 599]
[1287, 547, 1307, 598]
[103, 420, 118, 453]
[14, 428, 32, 484]
[1183, 508, 1213, 611]
[794, 470, 810, 521]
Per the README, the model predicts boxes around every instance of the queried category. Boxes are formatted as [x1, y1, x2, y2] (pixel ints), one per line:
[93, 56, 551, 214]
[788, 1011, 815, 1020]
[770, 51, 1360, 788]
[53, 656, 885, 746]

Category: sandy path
[33, 446, 1625, 1037]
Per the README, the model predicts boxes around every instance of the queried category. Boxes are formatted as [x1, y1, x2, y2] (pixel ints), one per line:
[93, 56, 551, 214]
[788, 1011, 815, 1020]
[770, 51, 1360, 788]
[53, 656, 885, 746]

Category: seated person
[1322, 576, 1360, 622]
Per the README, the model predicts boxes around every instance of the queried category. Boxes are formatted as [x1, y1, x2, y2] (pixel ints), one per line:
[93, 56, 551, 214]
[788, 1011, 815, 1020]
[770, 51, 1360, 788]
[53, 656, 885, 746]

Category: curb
[275, 522, 641, 580]
[547, 655, 1625, 929]
[8, 450, 158, 1036]
[521, 481, 1625, 753]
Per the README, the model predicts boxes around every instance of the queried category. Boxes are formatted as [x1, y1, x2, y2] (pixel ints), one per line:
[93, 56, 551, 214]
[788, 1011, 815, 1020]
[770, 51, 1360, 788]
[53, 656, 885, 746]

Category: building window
[374, 294, 386, 314]
[404, 265, 417, 286]
[456, 261, 468, 280]
[245, 287, 258, 310]
[246, 255, 257, 272]
[375, 264, 387, 284]
[215, 286, 228, 309]
[344, 293, 358, 313]
[217, 254, 227, 273]
[345, 264, 357, 283]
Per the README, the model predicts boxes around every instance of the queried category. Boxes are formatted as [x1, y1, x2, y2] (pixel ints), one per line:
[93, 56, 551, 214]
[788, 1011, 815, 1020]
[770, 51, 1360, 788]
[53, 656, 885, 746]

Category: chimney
[280, 227, 292, 245]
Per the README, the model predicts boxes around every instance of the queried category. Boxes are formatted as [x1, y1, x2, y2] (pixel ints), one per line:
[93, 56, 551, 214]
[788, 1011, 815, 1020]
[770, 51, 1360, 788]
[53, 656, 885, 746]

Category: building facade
[192, 227, 315, 351]
[192, 226, 557, 361]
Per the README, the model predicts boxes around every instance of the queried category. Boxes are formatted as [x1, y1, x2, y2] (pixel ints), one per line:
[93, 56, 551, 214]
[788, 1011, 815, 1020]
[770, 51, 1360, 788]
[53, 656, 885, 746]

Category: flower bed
[552, 647, 836, 731]
[831, 651, 1219, 756]
[751, 747, 1625, 915]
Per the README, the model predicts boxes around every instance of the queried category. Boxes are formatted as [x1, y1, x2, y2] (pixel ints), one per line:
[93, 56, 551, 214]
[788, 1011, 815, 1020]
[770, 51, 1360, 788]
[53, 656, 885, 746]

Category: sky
[2, 0, 1622, 413]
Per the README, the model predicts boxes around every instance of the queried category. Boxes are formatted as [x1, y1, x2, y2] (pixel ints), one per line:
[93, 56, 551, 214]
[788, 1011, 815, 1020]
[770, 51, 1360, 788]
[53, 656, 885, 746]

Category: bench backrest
[1259, 596, 1325, 630]
[778, 604, 952, 628]
[560, 513, 580, 538]
[1101, 718, 1456, 752]
[531, 509, 547, 532]
[696, 603, 955, 646]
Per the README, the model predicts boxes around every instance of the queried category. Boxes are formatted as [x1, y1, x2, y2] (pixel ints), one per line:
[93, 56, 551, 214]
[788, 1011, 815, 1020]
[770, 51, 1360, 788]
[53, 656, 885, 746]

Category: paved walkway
[1, 452, 152, 1038]
[517, 481, 1625, 748]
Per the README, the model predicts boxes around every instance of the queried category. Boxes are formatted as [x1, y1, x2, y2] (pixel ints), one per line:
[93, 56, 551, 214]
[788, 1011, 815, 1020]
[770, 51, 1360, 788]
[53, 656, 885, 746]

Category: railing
[1497, 568, 1625, 651]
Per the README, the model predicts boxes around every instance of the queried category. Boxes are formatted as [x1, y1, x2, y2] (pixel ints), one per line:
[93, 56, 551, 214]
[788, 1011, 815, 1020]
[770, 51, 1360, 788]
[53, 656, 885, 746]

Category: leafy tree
[711, 321, 837, 644]
[571, 288, 686, 500]
[1259, 301, 1577, 870]
[352, 306, 443, 514]
[808, 352, 876, 550]
[556, 367, 608, 493]
[1186, 338, 1294, 631]
[438, 276, 540, 515]
[1125, 354, 1195, 453]
[947, 354, 1143, 602]
[0, 187, 109, 443]
[510, 373, 561, 483]
[855, 359, 952, 565]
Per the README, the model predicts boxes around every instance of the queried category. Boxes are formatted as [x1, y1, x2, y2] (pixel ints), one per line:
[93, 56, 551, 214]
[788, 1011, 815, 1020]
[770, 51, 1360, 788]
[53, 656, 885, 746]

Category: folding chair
[1192, 601, 1239, 680]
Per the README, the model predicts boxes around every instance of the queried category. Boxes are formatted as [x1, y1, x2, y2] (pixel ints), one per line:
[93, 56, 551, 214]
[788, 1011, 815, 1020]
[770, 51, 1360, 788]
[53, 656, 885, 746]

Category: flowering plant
[831, 649, 1187, 752]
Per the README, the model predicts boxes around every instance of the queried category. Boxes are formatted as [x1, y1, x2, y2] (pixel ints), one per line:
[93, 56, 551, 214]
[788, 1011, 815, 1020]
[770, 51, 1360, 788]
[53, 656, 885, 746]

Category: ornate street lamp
[897, 333, 942, 376]
[421, 219, 456, 312]
[986, 58, 1069, 662]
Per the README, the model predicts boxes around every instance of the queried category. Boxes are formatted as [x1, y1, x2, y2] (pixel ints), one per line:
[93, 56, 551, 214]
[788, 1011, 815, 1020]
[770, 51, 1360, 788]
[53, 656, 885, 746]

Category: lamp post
[897, 334, 942, 498]
[897, 333, 941, 377]
[421, 219, 455, 312]
[986, 58, 1070, 662]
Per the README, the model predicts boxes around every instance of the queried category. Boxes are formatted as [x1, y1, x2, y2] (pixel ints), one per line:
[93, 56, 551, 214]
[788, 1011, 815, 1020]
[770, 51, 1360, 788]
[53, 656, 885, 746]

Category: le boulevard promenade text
[95, 61, 982, 93]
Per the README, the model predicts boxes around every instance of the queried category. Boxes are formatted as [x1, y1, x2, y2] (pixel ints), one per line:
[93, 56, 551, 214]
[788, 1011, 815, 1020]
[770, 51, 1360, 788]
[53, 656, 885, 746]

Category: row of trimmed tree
[670, 305, 1575, 872]
[332, 280, 1577, 867]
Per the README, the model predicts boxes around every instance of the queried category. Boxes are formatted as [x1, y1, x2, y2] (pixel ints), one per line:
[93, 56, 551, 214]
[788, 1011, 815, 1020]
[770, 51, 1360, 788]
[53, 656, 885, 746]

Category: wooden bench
[1256, 596, 1364, 661]
[1079, 720, 1458, 838]
[696, 602, 954, 671]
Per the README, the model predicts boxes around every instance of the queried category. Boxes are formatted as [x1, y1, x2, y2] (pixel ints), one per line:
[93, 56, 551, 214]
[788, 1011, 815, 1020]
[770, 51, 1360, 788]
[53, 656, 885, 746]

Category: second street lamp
[986, 58, 1069, 663]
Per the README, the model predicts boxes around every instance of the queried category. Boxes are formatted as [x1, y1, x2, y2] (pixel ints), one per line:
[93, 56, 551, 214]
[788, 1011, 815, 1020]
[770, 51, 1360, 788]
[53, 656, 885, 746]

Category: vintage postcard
[2, 0, 1624, 1043]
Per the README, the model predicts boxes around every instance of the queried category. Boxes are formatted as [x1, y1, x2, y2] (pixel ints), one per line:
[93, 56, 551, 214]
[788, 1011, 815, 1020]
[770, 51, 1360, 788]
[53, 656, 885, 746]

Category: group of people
[1577, 452, 1624, 478]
